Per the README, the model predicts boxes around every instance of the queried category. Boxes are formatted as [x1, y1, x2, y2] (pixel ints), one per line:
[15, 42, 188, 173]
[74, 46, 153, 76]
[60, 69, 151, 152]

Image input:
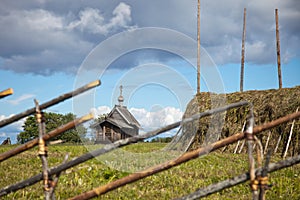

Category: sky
[0, 0, 299, 144]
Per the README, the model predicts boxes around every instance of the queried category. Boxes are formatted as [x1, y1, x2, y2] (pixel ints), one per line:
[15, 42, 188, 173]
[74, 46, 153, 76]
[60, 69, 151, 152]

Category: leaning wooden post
[245, 108, 259, 200]
[234, 140, 241, 154]
[283, 107, 298, 158]
[274, 134, 282, 154]
[234, 121, 246, 154]
[240, 8, 247, 92]
[275, 9, 282, 89]
[258, 150, 272, 200]
[264, 131, 271, 155]
[254, 136, 264, 167]
[34, 99, 50, 199]
[238, 140, 246, 153]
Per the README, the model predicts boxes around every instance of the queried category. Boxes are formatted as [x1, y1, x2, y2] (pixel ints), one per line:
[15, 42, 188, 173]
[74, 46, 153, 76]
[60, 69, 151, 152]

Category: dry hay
[183, 86, 300, 156]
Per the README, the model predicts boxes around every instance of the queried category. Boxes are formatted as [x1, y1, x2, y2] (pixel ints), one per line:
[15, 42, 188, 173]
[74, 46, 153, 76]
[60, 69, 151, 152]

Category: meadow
[0, 143, 300, 199]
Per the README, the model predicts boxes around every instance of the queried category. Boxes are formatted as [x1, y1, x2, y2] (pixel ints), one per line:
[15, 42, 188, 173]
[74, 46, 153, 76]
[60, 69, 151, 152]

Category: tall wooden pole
[197, 0, 201, 95]
[240, 8, 247, 92]
[275, 9, 282, 89]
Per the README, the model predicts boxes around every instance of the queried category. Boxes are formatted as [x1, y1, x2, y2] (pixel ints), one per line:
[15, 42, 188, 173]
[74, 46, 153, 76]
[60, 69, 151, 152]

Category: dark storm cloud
[0, 0, 299, 75]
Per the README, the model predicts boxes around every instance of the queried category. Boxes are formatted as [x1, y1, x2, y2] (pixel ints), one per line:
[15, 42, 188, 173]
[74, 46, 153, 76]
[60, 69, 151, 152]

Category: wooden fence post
[35, 99, 51, 199]
[245, 109, 259, 200]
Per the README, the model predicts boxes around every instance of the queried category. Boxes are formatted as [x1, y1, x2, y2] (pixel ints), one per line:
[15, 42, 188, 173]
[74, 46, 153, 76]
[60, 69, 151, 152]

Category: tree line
[17, 112, 87, 144]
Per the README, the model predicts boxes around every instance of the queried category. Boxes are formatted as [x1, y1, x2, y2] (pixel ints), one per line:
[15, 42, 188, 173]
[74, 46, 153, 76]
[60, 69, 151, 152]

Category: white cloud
[68, 8, 106, 34]
[0, 114, 25, 144]
[90, 105, 183, 133]
[68, 2, 135, 35]
[0, 115, 25, 132]
[110, 2, 133, 30]
[90, 106, 111, 119]
[130, 107, 183, 131]
[6, 94, 35, 105]
[0, 132, 7, 137]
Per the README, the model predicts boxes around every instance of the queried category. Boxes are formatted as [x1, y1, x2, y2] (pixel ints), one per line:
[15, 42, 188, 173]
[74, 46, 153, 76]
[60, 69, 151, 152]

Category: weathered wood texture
[240, 8, 247, 92]
[0, 102, 249, 196]
[197, 0, 201, 94]
[69, 111, 300, 200]
[0, 114, 93, 162]
[0, 80, 100, 128]
[0, 88, 13, 99]
[175, 153, 300, 200]
[35, 100, 51, 200]
[275, 9, 282, 89]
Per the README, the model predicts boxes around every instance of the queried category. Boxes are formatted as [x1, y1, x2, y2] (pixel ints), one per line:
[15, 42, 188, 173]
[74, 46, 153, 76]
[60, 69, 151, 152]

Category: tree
[90, 113, 108, 127]
[17, 112, 87, 144]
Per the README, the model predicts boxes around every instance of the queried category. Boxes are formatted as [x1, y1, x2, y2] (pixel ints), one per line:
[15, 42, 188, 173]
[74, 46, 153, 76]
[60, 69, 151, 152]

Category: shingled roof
[107, 105, 140, 129]
[91, 85, 140, 136]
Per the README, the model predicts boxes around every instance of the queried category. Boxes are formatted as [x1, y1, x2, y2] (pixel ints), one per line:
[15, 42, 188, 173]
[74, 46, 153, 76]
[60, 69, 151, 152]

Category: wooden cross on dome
[118, 85, 124, 106]
[119, 85, 123, 96]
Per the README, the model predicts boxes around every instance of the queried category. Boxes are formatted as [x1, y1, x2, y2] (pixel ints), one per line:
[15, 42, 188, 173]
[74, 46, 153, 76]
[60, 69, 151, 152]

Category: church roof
[107, 105, 141, 128]
[105, 118, 133, 130]
[91, 85, 140, 131]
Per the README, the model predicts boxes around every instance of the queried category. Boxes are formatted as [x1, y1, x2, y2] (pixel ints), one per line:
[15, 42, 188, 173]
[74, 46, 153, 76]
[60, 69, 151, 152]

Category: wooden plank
[0, 80, 100, 128]
[0, 113, 93, 162]
[69, 111, 300, 200]
[0, 88, 13, 99]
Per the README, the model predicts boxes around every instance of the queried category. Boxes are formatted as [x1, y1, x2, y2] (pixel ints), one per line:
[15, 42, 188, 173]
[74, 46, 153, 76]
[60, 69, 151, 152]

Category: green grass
[0, 143, 299, 199]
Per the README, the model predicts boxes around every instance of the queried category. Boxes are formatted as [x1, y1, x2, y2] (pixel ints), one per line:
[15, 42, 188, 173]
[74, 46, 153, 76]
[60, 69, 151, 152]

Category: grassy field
[0, 143, 300, 199]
